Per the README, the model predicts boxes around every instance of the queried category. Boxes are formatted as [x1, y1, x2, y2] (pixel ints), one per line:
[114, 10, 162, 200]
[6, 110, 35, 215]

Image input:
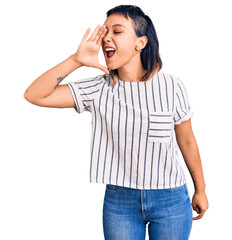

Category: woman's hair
[105, 5, 162, 86]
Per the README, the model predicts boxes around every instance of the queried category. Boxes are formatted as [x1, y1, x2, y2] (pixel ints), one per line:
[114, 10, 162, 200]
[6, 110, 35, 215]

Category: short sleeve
[67, 75, 104, 114]
[174, 78, 194, 125]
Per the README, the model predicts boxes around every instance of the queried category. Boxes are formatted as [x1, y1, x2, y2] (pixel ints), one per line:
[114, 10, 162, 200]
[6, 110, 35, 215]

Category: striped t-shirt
[68, 71, 193, 190]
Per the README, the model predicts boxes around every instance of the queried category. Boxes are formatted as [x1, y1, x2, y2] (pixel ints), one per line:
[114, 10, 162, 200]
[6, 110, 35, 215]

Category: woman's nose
[103, 32, 111, 43]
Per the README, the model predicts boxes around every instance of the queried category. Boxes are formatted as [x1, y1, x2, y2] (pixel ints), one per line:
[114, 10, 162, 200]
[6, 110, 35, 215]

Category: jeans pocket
[106, 184, 122, 193]
[157, 185, 189, 209]
[148, 112, 173, 143]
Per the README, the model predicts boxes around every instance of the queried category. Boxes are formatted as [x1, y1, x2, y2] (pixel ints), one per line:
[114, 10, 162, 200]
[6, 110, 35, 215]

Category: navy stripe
[136, 82, 142, 189]
[157, 73, 163, 111]
[78, 81, 103, 89]
[109, 95, 115, 184]
[80, 89, 99, 96]
[116, 98, 121, 185]
[175, 161, 178, 187]
[123, 83, 128, 186]
[117, 77, 120, 98]
[168, 141, 173, 188]
[78, 77, 99, 84]
[157, 143, 162, 188]
[151, 76, 156, 111]
[177, 82, 187, 109]
[150, 142, 155, 189]
[163, 73, 169, 111]
[68, 83, 81, 112]
[102, 87, 110, 183]
[175, 108, 182, 121]
[176, 93, 187, 115]
[143, 82, 150, 189]
[95, 83, 105, 182]
[90, 99, 97, 182]
[123, 102, 128, 186]
[163, 147, 168, 188]
[171, 75, 175, 112]
[129, 83, 135, 188]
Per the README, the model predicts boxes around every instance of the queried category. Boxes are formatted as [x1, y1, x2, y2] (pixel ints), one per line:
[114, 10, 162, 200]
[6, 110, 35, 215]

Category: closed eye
[114, 32, 121, 34]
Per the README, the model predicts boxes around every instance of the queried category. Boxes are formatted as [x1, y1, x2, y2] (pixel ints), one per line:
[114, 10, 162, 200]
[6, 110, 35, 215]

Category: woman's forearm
[24, 25, 109, 106]
[24, 54, 82, 102]
[179, 138, 206, 193]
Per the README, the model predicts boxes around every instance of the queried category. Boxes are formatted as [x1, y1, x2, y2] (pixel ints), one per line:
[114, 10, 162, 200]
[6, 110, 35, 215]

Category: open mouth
[104, 47, 116, 60]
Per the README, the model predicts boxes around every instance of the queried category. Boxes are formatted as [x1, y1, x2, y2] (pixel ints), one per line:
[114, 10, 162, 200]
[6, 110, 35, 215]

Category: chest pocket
[148, 112, 173, 143]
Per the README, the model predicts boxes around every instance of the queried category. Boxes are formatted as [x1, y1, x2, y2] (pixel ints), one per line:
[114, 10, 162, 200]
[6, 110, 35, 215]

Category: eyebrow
[105, 24, 126, 29]
[113, 24, 125, 28]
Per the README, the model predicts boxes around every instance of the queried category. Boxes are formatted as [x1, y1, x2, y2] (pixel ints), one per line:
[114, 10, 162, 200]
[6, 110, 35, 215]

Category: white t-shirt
[68, 71, 193, 190]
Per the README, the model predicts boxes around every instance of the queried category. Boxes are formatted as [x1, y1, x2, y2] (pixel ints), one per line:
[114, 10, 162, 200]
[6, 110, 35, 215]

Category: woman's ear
[136, 36, 148, 51]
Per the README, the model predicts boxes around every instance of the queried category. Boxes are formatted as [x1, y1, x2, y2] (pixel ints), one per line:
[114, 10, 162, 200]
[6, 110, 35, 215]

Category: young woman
[24, 5, 208, 240]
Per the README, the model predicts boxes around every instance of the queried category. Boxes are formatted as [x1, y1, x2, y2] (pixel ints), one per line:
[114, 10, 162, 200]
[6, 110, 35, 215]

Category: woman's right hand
[73, 24, 109, 75]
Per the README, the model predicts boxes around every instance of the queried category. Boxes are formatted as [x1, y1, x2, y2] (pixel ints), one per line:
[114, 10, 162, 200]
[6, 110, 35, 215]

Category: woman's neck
[117, 58, 147, 83]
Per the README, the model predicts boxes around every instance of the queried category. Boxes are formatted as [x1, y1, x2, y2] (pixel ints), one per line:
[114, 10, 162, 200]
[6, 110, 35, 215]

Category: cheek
[117, 42, 136, 59]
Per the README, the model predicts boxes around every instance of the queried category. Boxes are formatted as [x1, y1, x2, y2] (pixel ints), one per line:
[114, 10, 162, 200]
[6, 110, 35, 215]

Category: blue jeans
[103, 184, 192, 240]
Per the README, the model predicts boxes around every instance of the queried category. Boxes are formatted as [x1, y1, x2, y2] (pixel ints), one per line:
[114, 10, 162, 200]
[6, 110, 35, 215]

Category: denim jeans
[103, 184, 192, 240]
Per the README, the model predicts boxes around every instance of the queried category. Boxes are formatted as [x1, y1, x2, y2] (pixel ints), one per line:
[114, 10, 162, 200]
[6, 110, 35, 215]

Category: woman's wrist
[194, 183, 206, 194]
[70, 54, 84, 68]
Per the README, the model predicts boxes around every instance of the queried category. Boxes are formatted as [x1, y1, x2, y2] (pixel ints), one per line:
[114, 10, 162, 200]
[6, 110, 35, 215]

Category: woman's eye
[114, 32, 121, 34]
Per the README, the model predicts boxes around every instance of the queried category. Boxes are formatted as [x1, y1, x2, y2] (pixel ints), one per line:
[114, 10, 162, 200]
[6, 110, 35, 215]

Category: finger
[193, 208, 206, 220]
[95, 25, 106, 43]
[95, 63, 110, 75]
[192, 203, 200, 213]
[96, 25, 107, 46]
[193, 211, 205, 220]
[193, 206, 200, 213]
[80, 28, 91, 44]
[88, 24, 101, 41]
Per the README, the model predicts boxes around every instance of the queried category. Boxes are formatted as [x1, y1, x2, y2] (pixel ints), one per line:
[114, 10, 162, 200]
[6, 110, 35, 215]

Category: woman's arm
[24, 24, 108, 108]
[24, 55, 81, 108]
[175, 119, 209, 220]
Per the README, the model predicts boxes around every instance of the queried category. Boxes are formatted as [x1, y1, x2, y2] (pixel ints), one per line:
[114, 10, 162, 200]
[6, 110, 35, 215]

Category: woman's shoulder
[157, 71, 184, 85]
[157, 71, 179, 80]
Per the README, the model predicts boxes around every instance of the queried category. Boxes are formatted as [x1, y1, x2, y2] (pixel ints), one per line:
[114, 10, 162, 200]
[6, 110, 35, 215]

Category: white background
[1, 0, 231, 239]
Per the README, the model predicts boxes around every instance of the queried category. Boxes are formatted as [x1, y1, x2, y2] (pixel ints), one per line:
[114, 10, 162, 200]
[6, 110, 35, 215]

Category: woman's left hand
[192, 191, 209, 220]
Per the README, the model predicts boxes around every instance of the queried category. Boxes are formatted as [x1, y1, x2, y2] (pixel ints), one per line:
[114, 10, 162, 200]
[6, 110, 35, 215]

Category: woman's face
[102, 14, 141, 71]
